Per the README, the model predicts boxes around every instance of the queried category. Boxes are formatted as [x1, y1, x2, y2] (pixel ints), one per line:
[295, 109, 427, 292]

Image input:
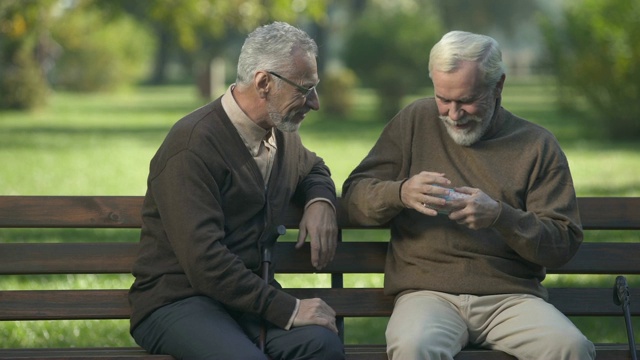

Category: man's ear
[254, 71, 271, 99]
[495, 74, 506, 96]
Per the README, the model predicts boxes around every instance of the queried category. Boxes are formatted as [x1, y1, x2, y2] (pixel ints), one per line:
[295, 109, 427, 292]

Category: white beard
[439, 101, 496, 146]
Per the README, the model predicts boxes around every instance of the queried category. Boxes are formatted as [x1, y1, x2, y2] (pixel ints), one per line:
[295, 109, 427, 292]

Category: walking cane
[613, 275, 638, 360]
[258, 224, 286, 353]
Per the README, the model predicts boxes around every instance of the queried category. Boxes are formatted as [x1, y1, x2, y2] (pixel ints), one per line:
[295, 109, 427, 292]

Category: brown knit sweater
[342, 97, 583, 300]
[129, 98, 336, 332]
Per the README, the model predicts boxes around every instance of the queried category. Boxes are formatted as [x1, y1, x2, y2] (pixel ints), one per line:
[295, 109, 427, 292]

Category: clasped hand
[293, 298, 338, 333]
[400, 171, 500, 229]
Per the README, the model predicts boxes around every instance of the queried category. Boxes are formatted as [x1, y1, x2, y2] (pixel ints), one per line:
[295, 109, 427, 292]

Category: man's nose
[306, 89, 320, 111]
[448, 102, 463, 121]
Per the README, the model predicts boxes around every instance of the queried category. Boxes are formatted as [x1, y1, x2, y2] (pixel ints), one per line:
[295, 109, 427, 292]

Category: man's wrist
[284, 298, 300, 330]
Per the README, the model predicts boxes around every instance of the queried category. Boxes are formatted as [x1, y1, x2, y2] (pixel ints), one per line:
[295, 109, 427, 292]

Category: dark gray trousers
[132, 296, 345, 360]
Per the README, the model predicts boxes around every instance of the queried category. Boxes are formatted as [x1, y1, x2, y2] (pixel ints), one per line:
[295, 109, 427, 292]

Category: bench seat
[1, 196, 639, 359]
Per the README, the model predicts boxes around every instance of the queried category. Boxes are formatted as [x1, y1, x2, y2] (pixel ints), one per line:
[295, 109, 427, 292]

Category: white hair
[236, 22, 318, 86]
[429, 31, 505, 88]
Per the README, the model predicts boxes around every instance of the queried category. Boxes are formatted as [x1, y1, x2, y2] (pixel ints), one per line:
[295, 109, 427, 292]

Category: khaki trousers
[385, 290, 595, 360]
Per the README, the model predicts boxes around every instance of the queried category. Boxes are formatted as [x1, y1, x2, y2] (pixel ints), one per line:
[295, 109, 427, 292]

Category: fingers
[310, 230, 337, 270]
[448, 189, 500, 229]
[294, 298, 338, 333]
[401, 172, 452, 214]
[298, 201, 338, 270]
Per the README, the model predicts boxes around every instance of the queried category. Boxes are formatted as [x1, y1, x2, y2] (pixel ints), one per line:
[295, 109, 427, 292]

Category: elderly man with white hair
[342, 30, 595, 360]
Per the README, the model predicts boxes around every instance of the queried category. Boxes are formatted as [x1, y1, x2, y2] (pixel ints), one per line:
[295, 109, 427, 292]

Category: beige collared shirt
[221, 85, 276, 184]
[221, 85, 335, 216]
[221, 85, 299, 329]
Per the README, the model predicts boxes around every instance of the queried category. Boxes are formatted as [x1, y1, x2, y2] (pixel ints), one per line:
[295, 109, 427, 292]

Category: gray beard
[439, 103, 495, 146]
[275, 117, 299, 132]
[268, 106, 300, 133]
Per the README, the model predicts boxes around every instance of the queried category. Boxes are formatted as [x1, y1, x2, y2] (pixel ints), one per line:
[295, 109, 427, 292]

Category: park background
[1, 0, 639, 348]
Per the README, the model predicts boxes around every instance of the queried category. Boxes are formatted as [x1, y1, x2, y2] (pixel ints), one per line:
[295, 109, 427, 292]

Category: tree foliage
[95, 0, 331, 84]
[343, 0, 442, 119]
[433, 0, 538, 39]
[0, 0, 55, 109]
[540, 0, 640, 139]
[50, 5, 155, 91]
[0, 0, 331, 110]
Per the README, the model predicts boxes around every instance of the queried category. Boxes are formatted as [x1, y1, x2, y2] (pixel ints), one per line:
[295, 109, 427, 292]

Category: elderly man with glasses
[129, 22, 343, 360]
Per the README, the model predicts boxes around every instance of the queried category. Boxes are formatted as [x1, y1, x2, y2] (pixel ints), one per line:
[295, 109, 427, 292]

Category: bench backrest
[1, 196, 639, 322]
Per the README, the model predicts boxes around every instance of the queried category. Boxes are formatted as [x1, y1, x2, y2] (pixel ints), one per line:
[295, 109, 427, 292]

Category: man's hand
[297, 201, 338, 270]
[293, 298, 338, 333]
[400, 171, 451, 216]
[448, 187, 500, 229]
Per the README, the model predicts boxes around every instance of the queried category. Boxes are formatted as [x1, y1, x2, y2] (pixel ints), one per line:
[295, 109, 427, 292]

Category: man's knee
[305, 328, 344, 359]
[273, 325, 344, 360]
[386, 327, 459, 360]
[512, 329, 595, 360]
[544, 332, 595, 360]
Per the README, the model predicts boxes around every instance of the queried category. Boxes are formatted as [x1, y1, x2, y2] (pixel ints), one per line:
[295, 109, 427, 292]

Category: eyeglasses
[268, 71, 318, 98]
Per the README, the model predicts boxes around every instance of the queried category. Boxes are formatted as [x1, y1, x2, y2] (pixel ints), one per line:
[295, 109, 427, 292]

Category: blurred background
[1, 0, 638, 349]
[2, 0, 639, 139]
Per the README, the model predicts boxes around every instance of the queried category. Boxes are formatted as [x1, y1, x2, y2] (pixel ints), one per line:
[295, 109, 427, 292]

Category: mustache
[439, 115, 483, 126]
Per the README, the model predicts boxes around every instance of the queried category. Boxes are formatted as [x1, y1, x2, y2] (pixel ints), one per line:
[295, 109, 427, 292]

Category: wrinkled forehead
[289, 48, 319, 83]
[432, 61, 485, 97]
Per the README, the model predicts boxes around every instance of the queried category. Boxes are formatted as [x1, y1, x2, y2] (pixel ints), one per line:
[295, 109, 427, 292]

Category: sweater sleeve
[492, 144, 584, 268]
[290, 134, 338, 208]
[342, 114, 413, 225]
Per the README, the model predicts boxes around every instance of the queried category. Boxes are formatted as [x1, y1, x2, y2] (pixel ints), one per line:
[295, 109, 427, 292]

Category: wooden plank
[0, 345, 635, 360]
[578, 197, 640, 230]
[343, 345, 640, 360]
[2, 196, 640, 229]
[0, 196, 144, 228]
[0, 347, 174, 360]
[0, 243, 139, 275]
[3, 242, 640, 275]
[2, 288, 639, 321]
[0, 290, 131, 320]
[0, 196, 304, 229]
[551, 242, 640, 274]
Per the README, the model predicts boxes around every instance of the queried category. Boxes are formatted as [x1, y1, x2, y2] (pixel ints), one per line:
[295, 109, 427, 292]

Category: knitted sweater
[129, 98, 336, 332]
[342, 97, 583, 300]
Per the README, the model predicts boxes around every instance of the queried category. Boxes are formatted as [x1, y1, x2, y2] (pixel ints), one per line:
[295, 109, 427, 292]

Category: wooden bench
[0, 195, 639, 360]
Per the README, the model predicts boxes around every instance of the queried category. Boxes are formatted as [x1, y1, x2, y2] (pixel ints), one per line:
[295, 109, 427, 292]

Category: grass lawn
[1, 78, 638, 347]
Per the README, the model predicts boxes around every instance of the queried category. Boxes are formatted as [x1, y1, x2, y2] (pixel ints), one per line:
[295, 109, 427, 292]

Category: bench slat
[2, 288, 638, 321]
[2, 196, 640, 230]
[0, 345, 636, 360]
[0, 243, 139, 274]
[578, 197, 640, 230]
[0, 347, 174, 360]
[2, 242, 639, 275]
[0, 196, 144, 228]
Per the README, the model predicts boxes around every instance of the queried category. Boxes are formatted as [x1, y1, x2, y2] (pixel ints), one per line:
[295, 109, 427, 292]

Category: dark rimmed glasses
[268, 71, 318, 98]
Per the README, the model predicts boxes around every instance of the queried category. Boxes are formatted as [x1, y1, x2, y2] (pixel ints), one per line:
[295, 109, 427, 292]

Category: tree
[540, 0, 640, 139]
[0, 0, 333, 110]
[433, 0, 538, 39]
[0, 0, 55, 109]
[96, 0, 332, 85]
[343, 0, 442, 119]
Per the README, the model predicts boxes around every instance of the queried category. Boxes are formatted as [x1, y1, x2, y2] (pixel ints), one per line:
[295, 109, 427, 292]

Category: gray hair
[428, 31, 505, 88]
[236, 22, 318, 86]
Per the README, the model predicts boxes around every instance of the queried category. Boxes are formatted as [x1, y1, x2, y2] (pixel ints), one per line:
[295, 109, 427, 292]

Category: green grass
[1, 78, 639, 347]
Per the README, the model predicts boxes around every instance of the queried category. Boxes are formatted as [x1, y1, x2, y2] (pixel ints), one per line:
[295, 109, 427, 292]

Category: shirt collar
[221, 84, 272, 156]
